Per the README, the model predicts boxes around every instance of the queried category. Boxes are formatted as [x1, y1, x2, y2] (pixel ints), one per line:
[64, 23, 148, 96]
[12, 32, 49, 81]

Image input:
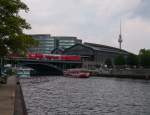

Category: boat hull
[64, 69, 90, 78]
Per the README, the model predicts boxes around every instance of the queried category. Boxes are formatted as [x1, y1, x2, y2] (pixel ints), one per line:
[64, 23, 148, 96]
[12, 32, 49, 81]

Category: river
[20, 76, 150, 115]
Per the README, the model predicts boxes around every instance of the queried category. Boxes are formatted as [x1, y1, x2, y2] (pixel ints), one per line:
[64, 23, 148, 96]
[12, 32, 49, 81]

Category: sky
[21, 0, 150, 54]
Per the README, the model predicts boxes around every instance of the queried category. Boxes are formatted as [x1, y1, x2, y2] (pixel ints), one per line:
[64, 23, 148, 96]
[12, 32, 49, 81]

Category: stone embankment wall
[112, 69, 150, 76]
[14, 77, 28, 115]
[98, 69, 150, 79]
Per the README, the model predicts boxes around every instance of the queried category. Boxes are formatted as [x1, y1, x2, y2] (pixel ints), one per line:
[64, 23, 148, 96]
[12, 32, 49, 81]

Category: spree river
[20, 76, 150, 115]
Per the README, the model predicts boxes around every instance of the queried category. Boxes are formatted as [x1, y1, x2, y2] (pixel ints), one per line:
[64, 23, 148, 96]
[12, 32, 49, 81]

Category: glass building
[52, 36, 82, 49]
[28, 34, 82, 54]
[29, 34, 55, 54]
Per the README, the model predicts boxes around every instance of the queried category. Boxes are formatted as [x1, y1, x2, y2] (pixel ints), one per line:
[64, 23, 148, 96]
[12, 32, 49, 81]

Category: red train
[27, 53, 81, 61]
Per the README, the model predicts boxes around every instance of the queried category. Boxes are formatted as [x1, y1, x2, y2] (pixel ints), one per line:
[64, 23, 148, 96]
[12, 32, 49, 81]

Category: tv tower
[118, 20, 123, 49]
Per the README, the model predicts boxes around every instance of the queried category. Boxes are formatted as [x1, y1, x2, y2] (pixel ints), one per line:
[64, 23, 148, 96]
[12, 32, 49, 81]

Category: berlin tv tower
[118, 20, 123, 49]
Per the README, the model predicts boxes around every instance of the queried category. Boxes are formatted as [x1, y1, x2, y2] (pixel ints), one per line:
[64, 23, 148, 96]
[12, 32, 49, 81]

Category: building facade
[63, 42, 131, 69]
[29, 35, 82, 54]
[29, 34, 55, 54]
[51, 36, 82, 49]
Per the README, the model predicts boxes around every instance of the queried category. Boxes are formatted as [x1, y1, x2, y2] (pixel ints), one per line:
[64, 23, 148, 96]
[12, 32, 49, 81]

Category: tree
[126, 54, 139, 67]
[105, 58, 113, 68]
[0, 0, 38, 57]
[114, 54, 126, 66]
[139, 49, 150, 68]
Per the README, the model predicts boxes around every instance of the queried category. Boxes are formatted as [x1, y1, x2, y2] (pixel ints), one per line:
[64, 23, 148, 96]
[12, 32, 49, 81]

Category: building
[29, 34, 56, 54]
[51, 36, 82, 49]
[29, 35, 82, 54]
[63, 42, 132, 69]
[51, 47, 64, 54]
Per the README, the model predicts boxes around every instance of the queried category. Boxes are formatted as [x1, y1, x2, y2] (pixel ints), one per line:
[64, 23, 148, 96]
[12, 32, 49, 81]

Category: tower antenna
[118, 20, 123, 49]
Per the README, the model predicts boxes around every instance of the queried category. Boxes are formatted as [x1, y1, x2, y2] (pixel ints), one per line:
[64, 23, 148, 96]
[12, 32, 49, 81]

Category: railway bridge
[3, 58, 82, 76]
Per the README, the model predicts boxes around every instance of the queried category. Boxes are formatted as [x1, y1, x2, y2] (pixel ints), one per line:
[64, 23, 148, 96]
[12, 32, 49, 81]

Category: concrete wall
[111, 69, 150, 77]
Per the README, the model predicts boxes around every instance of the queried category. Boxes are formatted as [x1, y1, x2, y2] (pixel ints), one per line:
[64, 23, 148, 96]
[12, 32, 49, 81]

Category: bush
[126, 54, 139, 67]
[114, 54, 126, 66]
[139, 49, 150, 68]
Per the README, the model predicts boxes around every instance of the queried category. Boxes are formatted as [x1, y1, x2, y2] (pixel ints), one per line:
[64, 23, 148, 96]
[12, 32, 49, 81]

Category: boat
[16, 67, 32, 78]
[64, 68, 90, 78]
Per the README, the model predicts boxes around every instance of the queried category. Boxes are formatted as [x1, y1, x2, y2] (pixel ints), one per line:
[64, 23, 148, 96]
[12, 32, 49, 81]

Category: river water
[20, 76, 150, 115]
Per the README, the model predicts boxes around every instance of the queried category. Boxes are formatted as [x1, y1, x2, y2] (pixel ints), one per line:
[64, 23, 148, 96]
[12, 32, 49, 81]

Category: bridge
[3, 58, 82, 76]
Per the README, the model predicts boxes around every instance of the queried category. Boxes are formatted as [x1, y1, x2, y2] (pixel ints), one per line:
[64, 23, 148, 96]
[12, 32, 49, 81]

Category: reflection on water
[20, 76, 150, 115]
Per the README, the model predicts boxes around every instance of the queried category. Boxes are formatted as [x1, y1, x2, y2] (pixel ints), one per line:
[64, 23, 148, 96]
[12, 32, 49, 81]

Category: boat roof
[17, 67, 33, 70]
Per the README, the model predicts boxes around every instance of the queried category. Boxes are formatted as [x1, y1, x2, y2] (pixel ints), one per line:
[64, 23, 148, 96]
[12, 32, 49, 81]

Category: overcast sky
[21, 0, 150, 54]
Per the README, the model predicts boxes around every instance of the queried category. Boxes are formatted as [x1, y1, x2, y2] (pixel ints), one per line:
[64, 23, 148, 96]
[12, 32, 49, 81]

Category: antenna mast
[118, 20, 123, 49]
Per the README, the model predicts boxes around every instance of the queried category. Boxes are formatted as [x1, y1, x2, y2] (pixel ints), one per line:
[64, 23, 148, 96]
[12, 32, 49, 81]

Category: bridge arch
[19, 63, 63, 76]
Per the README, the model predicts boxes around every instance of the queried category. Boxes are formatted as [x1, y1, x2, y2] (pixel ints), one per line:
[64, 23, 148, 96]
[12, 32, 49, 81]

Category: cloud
[132, 0, 150, 19]
[123, 18, 150, 54]
[21, 0, 150, 54]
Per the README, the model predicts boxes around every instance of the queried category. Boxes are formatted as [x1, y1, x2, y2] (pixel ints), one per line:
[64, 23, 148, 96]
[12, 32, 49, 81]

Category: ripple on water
[20, 76, 150, 115]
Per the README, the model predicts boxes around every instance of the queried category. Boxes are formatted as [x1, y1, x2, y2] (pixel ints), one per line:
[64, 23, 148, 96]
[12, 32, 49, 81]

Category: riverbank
[97, 73, 150, 79]
[0, 76, 16, 115]
[0, 76, 27, 115]
[14, 78, 28, 115]
[87, 68, 150, 79]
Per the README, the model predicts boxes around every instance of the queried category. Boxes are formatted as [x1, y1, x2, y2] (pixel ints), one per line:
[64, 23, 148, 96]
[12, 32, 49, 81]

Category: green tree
[126, 54, 139, 67]
[0, 0, 38, 57]
[105, 58, 113, 68]
[139, 49, 150, 68]
[114, 54, 126, 66]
